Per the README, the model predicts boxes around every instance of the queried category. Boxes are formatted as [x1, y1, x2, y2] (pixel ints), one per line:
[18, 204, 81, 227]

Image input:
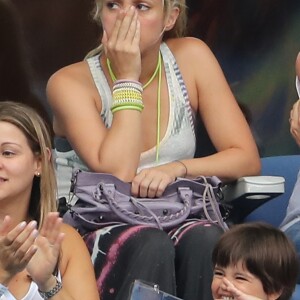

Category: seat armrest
[222, 176, 285, 224]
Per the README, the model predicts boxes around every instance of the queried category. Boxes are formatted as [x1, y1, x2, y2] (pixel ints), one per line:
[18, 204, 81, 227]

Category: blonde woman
[0, 101, 99, 300]
[47, 1, 260, 299]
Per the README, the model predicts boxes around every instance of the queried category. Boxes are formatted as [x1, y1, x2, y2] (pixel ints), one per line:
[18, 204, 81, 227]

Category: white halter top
[54, 42, 196, 199]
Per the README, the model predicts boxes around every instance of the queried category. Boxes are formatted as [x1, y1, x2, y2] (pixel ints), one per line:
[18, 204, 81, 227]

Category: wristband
[38, 276, 62, 299]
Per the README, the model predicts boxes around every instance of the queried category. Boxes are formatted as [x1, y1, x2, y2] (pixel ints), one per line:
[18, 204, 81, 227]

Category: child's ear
[268, 290, 282, 300]
[164, 6, 179, 31]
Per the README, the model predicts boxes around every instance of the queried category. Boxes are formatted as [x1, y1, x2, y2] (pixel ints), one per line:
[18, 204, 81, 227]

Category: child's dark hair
[212, 222, 299, 300]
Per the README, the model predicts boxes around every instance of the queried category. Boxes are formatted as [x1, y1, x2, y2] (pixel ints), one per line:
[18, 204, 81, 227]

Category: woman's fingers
[108, 7, 136, 48]
[0, 220, 38, 278]
[132, 169, 173, 198]
[4, 221, 36, 248]
[296, 53, 300, 77]
[107, 6, 139, 53]
[15, 229, 38, 263]
[104, 6, 141, 81]
[40, 212, 62, 245]
[102, 30, 108, 55]
[116, 6, 137, 42]
[132, 17, 140, 46]
[107, 9, 125, 48]
[147, 177, 170, 198]
[125, 9, 139, 44]
[290, 100, 300, 145]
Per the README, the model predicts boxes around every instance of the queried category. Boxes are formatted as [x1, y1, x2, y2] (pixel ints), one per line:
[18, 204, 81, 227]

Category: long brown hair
[0, 101, 57, 229]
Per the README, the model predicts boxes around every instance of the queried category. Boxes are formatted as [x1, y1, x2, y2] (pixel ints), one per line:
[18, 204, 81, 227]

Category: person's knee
[124, 227, 175, 260]
[187, 223, 222, 242]
[176, 223, 223, 253]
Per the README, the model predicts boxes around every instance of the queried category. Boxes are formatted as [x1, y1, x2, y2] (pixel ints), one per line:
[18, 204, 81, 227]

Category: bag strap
[201, 177, 228, 231]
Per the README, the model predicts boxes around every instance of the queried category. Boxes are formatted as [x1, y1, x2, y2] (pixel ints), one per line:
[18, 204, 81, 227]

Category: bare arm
[181, 38, 261, 181]
[131, 38, 261, 197]
[47, 8, 143, 181]
[47, 69, 142, 181]
[56, 224, 99, 300]
[25, 214, 99, 300]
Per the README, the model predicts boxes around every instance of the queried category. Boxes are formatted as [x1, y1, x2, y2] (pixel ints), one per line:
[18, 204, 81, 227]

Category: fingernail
[29, 220, 37, 228]
[19, 221, 26, 228]
[31, 229, 38, 238]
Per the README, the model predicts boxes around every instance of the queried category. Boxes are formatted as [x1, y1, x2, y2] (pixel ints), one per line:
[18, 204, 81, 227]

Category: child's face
[211, 260, 275, 300]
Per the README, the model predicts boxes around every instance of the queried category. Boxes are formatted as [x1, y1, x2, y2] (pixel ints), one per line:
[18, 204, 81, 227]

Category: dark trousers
[84, 221, 224, 300]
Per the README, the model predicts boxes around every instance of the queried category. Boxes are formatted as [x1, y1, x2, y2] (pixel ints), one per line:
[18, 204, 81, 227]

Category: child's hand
[215, 278, 263, 300]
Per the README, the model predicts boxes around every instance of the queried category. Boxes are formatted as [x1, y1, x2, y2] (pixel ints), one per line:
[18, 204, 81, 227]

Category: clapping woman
[0, 101, 99, 300]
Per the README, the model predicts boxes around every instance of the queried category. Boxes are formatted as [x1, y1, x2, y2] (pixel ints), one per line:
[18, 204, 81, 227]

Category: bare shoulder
[164, 37, 220, 109]
[47, 61, 94, 101]
[59, 223, 88, 270]
[48, 61, 88, 86]
[60, 223, 82, 241]
[166, 37, 214, 63]
[46, 59, 102, 136]
[165, 37, 220, 84]
[60, 223, 87, 255]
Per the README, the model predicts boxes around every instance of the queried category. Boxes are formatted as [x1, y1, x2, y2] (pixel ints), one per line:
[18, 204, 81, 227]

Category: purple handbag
[63, 169, 228, 235]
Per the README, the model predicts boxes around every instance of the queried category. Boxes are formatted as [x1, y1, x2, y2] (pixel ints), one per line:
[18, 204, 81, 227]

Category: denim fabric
[284, 221, 300, 283]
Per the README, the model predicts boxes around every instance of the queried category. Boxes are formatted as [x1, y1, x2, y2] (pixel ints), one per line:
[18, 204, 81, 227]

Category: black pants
[84, 220, 223, 300]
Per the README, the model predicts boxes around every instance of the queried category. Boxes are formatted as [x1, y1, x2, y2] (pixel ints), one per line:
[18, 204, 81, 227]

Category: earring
[35, 172, 41, 177]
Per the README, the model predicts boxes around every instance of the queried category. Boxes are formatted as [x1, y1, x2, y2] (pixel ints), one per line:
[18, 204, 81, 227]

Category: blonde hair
[0, 101, 57, 229]
[85, 0, 187, 58]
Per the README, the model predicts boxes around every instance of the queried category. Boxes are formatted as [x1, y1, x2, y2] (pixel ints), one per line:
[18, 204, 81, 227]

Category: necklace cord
[107, 57, 160, 89]
[155, 53, 162, 162]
